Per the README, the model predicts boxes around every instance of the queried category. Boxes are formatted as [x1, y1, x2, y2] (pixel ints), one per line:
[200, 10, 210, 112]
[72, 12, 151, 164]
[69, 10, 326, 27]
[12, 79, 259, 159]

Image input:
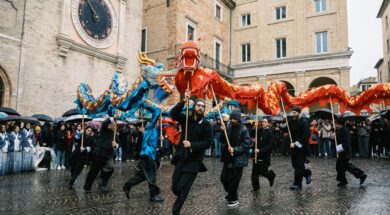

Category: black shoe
[337, 182, 348, 187]
[360, 174, 367, 185]
[123, 186, 130, 199]
[290, 185, 302, 190]
[227, 200, 239, 207]
[150, 194, 164, 203]
[68, 179, 75, 189]
[84, 185, 91, 193]
[269, 171, 276, 187]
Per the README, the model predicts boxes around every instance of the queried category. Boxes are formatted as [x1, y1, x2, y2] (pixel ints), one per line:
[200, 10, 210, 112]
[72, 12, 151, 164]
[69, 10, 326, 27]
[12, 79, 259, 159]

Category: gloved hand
[294, 141, 302, 148]
[336, 144, 344, 153]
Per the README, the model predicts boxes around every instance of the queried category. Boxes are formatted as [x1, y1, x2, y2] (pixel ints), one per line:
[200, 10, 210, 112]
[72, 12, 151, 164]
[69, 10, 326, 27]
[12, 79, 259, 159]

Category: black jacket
[288, 117, 310, 155]
[252, 127, 273, 163]
[56, 130, 68, 151]
[170, 101, 213, 173]
[94, 129, 115, 159]
[336, 126, 351, 158]
[221, 123, 252, 167]
[73, 134, 96, 158]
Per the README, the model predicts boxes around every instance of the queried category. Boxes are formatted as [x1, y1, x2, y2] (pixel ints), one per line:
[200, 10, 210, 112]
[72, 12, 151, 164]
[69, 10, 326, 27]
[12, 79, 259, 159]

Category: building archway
[309, 77, 337, 89]
[308, 77, 337, 112]
[0, 66, 12, 107]
[280, 80, 295, 96]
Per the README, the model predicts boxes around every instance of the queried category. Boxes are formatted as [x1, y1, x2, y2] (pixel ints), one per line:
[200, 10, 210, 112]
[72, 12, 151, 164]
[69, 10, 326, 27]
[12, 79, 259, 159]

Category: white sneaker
[57, 166, 61, 170]
[118, 158, 122, 161]
[61, 166, 66, 169]
[227, 200, 239, 207]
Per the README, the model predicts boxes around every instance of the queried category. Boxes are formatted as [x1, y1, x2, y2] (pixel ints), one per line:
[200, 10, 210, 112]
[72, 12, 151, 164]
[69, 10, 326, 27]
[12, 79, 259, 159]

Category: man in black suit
[170, 90, 213, 215]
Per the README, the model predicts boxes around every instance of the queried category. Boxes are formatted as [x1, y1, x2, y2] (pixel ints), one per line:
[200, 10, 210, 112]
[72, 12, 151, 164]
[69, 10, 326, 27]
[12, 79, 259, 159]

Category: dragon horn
[138, 52, 156, 65]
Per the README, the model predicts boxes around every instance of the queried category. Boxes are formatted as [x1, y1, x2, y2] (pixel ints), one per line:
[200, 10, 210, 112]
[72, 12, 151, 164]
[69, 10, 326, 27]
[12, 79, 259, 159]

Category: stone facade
[377, 0, 390, 83]
[0, 0, 142, 117]
[232, 0, 352, 99]
[143, 0, 352, 112]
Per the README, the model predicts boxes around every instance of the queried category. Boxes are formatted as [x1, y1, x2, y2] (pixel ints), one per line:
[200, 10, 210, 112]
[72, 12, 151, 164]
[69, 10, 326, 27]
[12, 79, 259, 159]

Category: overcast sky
[348, 0, 383, 86]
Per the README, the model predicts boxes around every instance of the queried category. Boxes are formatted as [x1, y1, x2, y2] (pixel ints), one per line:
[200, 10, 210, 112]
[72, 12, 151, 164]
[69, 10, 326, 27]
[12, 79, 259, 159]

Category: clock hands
[86, 0, 99, 22]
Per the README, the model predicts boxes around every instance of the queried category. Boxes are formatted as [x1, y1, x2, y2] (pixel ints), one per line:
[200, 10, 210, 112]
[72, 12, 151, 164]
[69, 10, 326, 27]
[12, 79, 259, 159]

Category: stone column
[257, 75, 267, 88]
[295, 70, 305, 94]
[338, 66, 351, 95]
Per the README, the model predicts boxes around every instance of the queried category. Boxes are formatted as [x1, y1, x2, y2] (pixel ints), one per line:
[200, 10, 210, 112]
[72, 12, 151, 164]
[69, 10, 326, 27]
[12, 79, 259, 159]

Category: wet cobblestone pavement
[1, 156, 389, 215]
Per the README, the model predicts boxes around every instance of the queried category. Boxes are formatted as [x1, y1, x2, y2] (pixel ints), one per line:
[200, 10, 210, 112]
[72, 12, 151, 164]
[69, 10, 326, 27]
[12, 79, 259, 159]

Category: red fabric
[164, 125, 181, 146]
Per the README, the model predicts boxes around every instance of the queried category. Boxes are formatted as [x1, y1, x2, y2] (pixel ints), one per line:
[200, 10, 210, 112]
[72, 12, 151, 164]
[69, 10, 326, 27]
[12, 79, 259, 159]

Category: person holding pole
[123, 105, 165, 203]
[84, 118, 118, 193]
[283, 106, 312, 190]
[220, 108, 252, 207]
[170, 90, 212, 215]
[335, 117, 367, 187]
[251, 117, 276, 192]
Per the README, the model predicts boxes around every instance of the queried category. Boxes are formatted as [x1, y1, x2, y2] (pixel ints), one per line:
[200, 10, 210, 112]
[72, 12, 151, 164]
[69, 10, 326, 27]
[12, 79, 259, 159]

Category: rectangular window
[316, 31, 328, 54]
[315, 0, 327, 13]
[386, 16, 388, 29]
[216, 3, 222, 20]
[241, 14, 251, 27]
[276, 38, 286, 58]
[387, 39, 389, 53]
[141, 29, 147, 52]
[215, 41, 221, 70]
[186, 19, 197, 41]
[276, 6, 286, 20]
[241, 43, 251, 63]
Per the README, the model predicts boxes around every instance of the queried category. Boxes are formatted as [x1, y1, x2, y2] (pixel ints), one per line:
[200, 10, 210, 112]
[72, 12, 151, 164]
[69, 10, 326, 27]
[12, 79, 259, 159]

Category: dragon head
[178, 41, 200, 72]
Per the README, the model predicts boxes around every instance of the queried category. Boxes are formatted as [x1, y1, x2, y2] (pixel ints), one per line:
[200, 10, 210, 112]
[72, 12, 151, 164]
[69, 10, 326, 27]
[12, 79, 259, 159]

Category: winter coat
[221, 123, 252, 167]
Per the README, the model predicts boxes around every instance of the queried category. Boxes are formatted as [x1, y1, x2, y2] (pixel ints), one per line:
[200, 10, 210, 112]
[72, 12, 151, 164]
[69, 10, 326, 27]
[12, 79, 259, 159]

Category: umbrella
[0, 107, 20, 116]
[19, 116, 40, 125]
[62, 108, 82, 117]
[32, 114, 53, 122]
[0, 112, 8, 119]
[310, 108, 337, 120]
[271, 115, 285, 122]
[64, 114, 92, 123]
[0, 115, 39, 125]
[0, 115, 21, 122]
[380, 110, 390, 118]
[53, 117, 65, 124]
[342, 112, 367, 122]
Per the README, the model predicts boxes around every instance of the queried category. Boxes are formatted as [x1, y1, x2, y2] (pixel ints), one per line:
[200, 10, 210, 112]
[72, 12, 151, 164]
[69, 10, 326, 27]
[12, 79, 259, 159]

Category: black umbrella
[62, 108, 82, 117]
[32, 114, 53, 122]
[342, 112, 367, 122]
[310, 108, 337, 120]
[0, 115, 21, 122]
[0, 107, 21, 116]
[19, 116, 40, 125]
[0, 115, 40, 125]
[380, 110, 390, 118]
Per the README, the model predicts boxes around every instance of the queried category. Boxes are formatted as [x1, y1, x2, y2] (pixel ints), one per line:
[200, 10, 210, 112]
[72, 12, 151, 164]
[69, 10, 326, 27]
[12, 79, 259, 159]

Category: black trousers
[291, 150, 311, 186]
[171, 162, 198, 215]
[220, 163, 243, 202]
[84, 156, 114, 189]
[251, 161, 275, 191]
[336, 157, 364, 183]
[70, 155, 87, 182]
[124, 156, 160, 197]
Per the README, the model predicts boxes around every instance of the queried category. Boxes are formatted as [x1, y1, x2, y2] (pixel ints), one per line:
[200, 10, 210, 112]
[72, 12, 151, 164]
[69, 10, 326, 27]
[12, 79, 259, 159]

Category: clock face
[71, 0, 118, 49]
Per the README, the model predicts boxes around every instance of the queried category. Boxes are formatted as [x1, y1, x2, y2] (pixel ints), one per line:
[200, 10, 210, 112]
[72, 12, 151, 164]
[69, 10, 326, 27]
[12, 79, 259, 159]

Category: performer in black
[170, 91, 213, 215]
[122, 107, 164, 203]
[220, 109, 252, 207]
[286, 106, 312, 190]
[335, 117, 367, 186]
[69, 126, 95, 189]
[84, 118, 118, 193]
[251, 117, 276, 192]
